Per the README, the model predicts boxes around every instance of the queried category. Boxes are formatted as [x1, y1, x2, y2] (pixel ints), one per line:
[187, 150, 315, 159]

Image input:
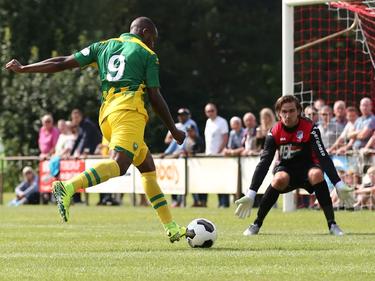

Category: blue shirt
[15, 176, 39, 199]
[164, 118, 199, 154]
[228, 128, 244, 149]
[353, 114, 375, 149]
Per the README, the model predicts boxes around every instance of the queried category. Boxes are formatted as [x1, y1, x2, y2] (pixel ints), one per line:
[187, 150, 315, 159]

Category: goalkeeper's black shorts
[272, 163, 321, 194]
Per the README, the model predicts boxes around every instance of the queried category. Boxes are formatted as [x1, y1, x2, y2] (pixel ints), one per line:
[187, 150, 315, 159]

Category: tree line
[0, 0, 282, 191]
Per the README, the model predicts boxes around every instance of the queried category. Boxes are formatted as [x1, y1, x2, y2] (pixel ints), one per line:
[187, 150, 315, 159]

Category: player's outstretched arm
[5, 55, 79, 73]
[311, 126, 341, 185]
[147, 87, 185, 145]
[235, 134, 276, 219]
[310, 126, 354, 206]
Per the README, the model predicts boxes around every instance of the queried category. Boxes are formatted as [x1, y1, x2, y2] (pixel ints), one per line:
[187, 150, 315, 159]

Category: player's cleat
[52, 181, 73, 222]
[329, 223, 344, 236]
[243, 224, 260, 236]
[165, 221, 188, 243]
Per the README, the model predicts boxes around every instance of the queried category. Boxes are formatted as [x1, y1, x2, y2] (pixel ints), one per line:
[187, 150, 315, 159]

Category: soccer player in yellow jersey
[5, 17, 187, 243]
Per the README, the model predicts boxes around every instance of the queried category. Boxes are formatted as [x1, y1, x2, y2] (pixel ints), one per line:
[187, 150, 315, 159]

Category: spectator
[223, 116, 245, 156]
[183, 125, 205, 207]
[161, 108, 198, 207]
[49, 120, 79, 179]
[204, 103, 228, 155]
[318, 105, 339, 150]
[70, 109, 102, 157]
[183, 124, 204, 157]
[241, 112, 258, 156]
[341, 97, 375, 152]
[331, 100, 347, 134]
[55, 120, 77, 158]
[8, 166, 39, 206]
[161, 108, 198, 159]
[360, 131, 375, 181]
[38, 114, 59, 158]
[304, 106, 319, 124]
[330, 167, 343, 209]
[314, 98, 325, 112]
[256, 108, 276, 149]
[345, 169, 362, 190]
[43, 120, 79, 204]
[354, 166, 375, 209]
[70, 109, 101, 203]
[362, 132, 375, 152]
[329, 106, 358, 154]
[204, 103, 229, 208]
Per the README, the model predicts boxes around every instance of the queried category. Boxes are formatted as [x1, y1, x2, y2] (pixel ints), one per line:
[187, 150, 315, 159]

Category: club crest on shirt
[296, 130, 304, 141]
[81, 47, 90, 56]
[133, 142, 138, 151]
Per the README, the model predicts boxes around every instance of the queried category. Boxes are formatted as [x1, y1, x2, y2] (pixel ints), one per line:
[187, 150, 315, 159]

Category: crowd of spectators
[8, 97, 375, 209]
[37, 109, 102, 160]
[161, 97, 375, 209]
[298, 97, 375, 210]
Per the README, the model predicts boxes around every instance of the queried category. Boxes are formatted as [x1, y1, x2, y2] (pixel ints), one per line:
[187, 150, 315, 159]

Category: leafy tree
[0, 0, 282, 191]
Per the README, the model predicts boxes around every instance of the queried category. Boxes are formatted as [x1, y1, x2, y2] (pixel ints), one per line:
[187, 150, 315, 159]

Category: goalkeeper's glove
[335, 181, 355, 208]
[235, 190, 255, 219]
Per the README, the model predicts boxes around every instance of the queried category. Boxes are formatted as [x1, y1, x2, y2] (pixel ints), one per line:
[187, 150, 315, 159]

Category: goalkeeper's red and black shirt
[249, 117, 341, 191]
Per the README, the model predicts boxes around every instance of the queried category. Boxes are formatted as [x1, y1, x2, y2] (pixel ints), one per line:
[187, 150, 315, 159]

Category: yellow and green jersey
[74, 33, 160, 124]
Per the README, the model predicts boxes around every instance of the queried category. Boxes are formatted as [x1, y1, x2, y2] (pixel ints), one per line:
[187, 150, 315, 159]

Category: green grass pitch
[1, 195, 375, 281]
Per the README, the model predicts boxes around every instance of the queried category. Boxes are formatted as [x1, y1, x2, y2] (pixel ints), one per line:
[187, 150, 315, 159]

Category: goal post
[282, 0, 338, 212]
[282, 0, 342, 97]
[281, 0, 375, 212]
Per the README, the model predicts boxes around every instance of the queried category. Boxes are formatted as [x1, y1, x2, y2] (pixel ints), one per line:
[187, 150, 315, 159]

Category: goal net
[293, 0, 375, 107]
[282, 0, 375, 212]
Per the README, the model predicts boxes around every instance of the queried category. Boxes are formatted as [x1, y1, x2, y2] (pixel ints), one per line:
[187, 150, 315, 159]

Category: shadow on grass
[345, 233, 375, 236]
[160, 246, 344, 252]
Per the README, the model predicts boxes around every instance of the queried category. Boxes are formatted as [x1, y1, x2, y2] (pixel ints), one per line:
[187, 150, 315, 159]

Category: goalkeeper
[235, 95, 354, 236]
[5, 17, 187, 243]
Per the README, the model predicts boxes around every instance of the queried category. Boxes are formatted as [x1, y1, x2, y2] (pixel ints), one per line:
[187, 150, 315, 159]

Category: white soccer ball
[186, 218, 217, 248]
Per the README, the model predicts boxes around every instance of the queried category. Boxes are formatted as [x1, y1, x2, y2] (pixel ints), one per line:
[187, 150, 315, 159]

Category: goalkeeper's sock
[67, 159, 120, 192]
[141, 171, 173, 225]
[313, 180, 336, 229]
[254, 185, 279, 228]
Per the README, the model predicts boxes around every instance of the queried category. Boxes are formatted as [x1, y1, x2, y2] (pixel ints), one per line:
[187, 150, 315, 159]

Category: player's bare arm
[5, 55, 79, 73]
[147, 87, 185, 145]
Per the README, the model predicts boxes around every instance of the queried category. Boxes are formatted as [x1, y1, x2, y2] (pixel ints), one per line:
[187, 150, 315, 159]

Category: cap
[22, 166, 33, 175]
[186, 124, 195, 131]
[177, 108, 190, 115]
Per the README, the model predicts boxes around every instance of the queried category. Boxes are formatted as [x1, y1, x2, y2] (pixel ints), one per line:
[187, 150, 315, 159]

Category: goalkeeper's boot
[164, 221, 187, 243]
[329, 223, 344, 236]
[243, 224, 260, 236]
[52, 181, 74, 222]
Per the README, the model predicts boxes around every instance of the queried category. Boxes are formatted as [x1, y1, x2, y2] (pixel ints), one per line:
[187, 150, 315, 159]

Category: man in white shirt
[204, 103, 229, 155]
[204, 103, 229, 207]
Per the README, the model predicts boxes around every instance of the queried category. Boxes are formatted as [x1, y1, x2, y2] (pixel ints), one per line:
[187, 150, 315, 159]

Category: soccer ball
[186, 218, 217, 248]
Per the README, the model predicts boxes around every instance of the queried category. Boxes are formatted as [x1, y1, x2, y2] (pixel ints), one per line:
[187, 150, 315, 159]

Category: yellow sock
[141, 171, 172, 224]
[67, 159, 120, 191]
